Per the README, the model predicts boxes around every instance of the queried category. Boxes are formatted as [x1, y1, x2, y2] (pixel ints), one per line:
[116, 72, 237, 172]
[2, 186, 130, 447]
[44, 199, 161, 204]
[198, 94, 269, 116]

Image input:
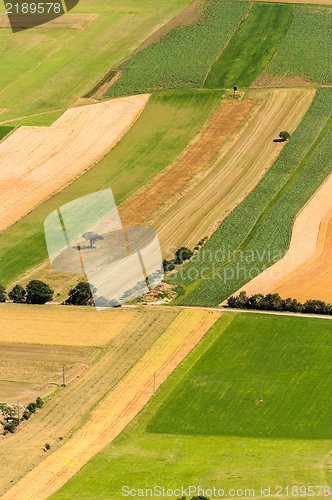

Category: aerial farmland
[0, 0, 331, 498]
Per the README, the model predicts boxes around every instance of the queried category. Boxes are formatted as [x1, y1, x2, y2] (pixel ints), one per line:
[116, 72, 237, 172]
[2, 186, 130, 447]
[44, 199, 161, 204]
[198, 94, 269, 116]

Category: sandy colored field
[230, 173, 332, 302]
[0, 303, 143, 346]
[0, 14, 98, 30]
[0, 306, 181, 495]
[1, 308, 221, 500]
[121, 88, 315, 255]
[0, 94, 149, 232]
[0, 343, 97, 404]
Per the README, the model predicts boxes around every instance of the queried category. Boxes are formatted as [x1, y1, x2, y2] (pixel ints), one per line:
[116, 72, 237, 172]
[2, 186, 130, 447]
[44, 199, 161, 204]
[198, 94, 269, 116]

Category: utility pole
[62, 365, 66, 387]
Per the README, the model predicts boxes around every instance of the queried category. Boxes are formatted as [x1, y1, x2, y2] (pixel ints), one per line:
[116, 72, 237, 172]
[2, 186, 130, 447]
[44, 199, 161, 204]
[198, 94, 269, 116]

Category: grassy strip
[205, 3, 294, 89]
[0, 90, 223, 285]
[256, 5, 332, 86]
[83, 70, 118, 99]
[171, 88, 332, 306]
[49, 314, 332, 500]
[105, 0, 250, 97]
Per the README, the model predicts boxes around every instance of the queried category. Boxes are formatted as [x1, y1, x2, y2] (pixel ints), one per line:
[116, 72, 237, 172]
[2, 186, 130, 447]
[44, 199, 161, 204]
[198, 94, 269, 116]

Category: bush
[25, 280, 54, 304]
[0, 284, 6, 302]
[174, 247, 193, 265]
[36, 396, 44, 409]
[8, 284, 26, 303]
[27, 402, 37, 413]
[44, 443, 51, 450]
[64, 282, 96, 306]
[279, 130, 291, 141]
[22, 411, 31, 420]
[163, 260, 175, 272]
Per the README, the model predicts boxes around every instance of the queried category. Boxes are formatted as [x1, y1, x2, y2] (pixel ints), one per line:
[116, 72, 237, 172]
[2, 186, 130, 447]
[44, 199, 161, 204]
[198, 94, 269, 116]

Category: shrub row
[228, 291, 332, 316]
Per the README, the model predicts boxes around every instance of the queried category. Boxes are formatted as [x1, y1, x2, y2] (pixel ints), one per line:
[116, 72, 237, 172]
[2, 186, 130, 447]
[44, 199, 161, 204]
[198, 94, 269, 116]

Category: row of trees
[0, 280, 54, 304]
[163, 246, 194, 272]
[228, 291, 332, 315]
[1, 397, 44, 435]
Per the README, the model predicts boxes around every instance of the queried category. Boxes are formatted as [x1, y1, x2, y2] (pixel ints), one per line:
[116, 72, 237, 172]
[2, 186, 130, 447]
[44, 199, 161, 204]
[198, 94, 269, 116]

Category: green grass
[0, 0, 192, 121]
[205, 3, 294, 89]
[0, 126, 14, 141]
[0, 90, 223, 285]
[105, 0, 250, 97]
[171, 88, 332, 306]
[49, 313, 332, 500]
[257, 5, 332, 86]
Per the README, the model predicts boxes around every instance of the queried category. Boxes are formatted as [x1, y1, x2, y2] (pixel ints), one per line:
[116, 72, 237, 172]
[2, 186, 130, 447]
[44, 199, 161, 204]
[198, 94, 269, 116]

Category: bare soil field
[231, 173, 332, 302]
[0, 14, 99, 30]
[0, 306, 181, 495]
[1, 308, 221, 500]
[0, 94, 150, 232]
[0, 343, 98, 404]
[120, 88, 315, 255]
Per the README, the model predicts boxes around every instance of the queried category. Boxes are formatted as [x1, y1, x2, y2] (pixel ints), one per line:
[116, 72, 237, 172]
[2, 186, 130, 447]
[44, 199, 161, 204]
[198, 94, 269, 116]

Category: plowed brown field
[231, 173, 332, 303]
[1, 308, 221, 500]
[0, 94, 149, 232]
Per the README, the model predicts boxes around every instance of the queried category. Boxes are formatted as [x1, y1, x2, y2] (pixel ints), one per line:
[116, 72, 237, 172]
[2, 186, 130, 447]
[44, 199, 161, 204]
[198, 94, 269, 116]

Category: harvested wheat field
[0, 343, 98, 404]
[121, 88, 314, 255]
[232, 173, 332, 302]
[0, 14, 99, 30]
[0, 94, 149, 232]
[0, 306, 181, 494]
[0, 308, 221, 498]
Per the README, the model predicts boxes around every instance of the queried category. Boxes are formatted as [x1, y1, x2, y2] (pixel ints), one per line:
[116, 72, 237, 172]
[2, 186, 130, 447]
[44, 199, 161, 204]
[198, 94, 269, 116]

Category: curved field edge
[0, 90, 223, 286]
[171, 87, 332, 306]
[254, 5, 332, 87]
[1, 309, 221, 500]
[204, 3, 294, 89]
[0, 0, 193, 121]
[49, 313, 332, 499]
[105, 0, 251, 97]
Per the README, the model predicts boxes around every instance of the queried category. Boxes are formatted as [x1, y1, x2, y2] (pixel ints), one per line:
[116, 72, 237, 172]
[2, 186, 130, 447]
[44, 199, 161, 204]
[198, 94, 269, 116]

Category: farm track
[154, 88, 314, 253]
[0, 307, 180, 495]
[0, 94, 149, 232]
[0, 309, 221, 500]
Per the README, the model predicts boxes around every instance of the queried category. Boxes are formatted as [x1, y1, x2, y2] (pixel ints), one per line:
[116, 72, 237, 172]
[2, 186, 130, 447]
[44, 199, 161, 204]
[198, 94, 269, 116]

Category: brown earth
[0, 14, 99, 30]
[0, 94, 150, 232]
[0, 308, 221, 499]
[0, 306, 181, 495]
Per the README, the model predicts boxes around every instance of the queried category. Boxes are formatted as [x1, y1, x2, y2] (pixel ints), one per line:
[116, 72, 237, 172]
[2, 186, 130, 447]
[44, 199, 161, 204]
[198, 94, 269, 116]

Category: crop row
[257, 5, 332, 86]
[106, 0, 250, 97]
[171, 88, 332, 306]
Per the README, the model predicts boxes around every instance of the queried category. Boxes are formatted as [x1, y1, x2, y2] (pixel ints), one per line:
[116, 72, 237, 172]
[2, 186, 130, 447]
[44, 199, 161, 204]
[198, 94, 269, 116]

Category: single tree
[25, 280, 54, 304]
[162, 259, 175, 272]
[64, 281, 96, 306]
[8, 284, 26, 303]
[82, 231, 104, 249]
[0, 284, 6, 303]
[279, 131, 290, 142]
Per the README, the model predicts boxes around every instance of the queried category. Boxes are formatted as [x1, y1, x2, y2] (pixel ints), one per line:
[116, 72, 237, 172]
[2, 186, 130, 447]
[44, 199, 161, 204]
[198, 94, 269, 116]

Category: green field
[0, 0, 192, 121]
[0, 90, 222, 285]
[257, 5, 332, 86]
[50, 313, 332, 499]
[172, 88, 332, 306]
[105, 0, 250, 97]
[0, 126, 14, 140]
[205, 3, 294, 89]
